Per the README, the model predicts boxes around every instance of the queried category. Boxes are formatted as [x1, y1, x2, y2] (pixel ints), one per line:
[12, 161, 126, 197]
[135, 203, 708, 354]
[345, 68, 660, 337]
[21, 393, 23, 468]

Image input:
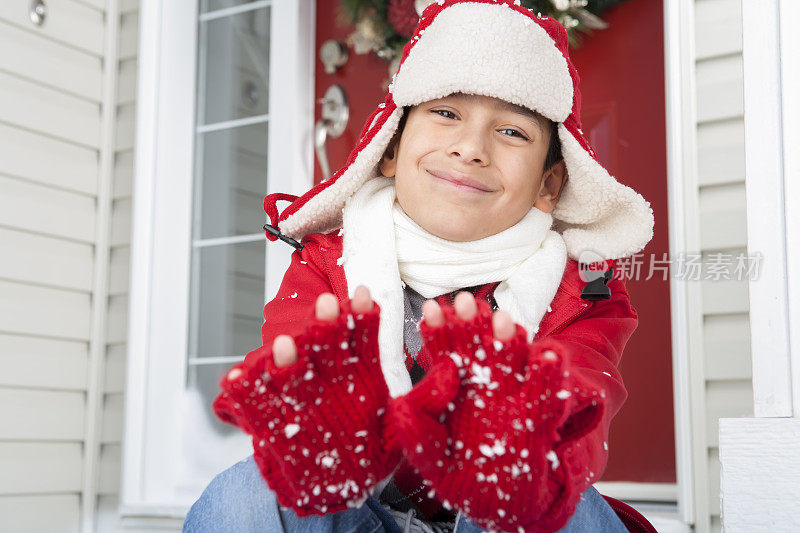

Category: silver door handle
[314, 85, 349, 180]
[314, 120, 331, 180]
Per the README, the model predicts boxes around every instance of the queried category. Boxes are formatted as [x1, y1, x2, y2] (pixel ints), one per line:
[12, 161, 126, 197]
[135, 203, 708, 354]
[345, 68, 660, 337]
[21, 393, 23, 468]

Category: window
[122, 0, 314, 517]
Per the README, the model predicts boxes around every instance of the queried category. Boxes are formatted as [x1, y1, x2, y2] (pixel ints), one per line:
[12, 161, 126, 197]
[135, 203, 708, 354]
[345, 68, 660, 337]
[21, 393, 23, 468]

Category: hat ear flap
[278, 104, 405, 239]
[553, 123, 655, 261]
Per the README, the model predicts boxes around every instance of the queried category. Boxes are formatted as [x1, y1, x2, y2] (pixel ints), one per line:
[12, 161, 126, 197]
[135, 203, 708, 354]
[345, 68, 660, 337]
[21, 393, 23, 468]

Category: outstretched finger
[315, 293, 339, 321]
[272, 335, 298, 368]
[352, 285, 374, 313]
[491, 310, 515, 341]
[453, 291, 477, 320]
[422, 299, 444, 327]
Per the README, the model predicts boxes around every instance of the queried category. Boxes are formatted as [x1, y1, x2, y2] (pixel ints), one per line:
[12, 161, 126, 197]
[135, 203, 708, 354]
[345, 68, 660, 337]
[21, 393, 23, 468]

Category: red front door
[313, 0, 674, 485]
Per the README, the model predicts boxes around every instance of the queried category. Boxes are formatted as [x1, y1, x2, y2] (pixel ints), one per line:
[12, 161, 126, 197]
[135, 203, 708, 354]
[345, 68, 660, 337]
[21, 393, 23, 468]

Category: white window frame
[121, 0, 315, 518]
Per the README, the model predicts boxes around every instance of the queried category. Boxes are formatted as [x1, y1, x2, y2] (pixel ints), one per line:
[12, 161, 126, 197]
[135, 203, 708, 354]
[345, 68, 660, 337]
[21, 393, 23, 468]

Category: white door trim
[662, 0, 699, 527]
[121, 0, 316, 519]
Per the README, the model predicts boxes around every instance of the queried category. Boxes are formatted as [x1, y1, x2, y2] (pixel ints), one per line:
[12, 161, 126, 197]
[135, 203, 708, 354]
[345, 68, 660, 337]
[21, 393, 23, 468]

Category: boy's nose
[448, 130, 490, 165]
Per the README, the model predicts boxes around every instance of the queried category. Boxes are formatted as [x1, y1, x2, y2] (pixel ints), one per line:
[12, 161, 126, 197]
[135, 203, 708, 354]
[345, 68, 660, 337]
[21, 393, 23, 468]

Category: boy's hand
[385, 292, 605, 533]
[272, 285, 374, 368]
[217, 284, 401, 516]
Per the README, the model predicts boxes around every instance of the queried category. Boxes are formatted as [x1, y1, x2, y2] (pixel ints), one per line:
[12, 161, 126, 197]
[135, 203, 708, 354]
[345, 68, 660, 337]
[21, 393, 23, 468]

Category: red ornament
[388, 0, 420, 38]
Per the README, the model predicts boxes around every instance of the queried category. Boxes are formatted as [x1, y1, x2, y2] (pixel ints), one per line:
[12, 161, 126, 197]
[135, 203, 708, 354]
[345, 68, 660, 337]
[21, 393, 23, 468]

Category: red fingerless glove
[213, 299, 402, 516]
[385, 299, 605, 533]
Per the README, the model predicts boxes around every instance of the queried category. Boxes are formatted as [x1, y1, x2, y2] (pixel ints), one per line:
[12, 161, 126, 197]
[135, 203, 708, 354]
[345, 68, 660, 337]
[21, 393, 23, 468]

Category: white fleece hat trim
[391, 2, 573, 121]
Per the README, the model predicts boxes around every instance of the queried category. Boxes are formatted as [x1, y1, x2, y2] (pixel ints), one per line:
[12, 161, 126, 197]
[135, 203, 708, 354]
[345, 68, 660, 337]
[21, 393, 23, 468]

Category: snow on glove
[385, 299, 605, 533]
[214, 298, 402, 516]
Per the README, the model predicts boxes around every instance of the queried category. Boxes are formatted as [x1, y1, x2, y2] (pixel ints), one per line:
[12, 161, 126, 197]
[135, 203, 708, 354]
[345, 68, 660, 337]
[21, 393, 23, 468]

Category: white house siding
[0, 0, 104, 532]
[693, 1, 753, 532]
[0, 0, 105, 530]
[0, 0, 153, 530]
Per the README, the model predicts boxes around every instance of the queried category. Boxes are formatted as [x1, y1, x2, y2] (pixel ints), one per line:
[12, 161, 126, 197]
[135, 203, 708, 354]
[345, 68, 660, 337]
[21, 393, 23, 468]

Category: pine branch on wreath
[336, 0, 629, 73]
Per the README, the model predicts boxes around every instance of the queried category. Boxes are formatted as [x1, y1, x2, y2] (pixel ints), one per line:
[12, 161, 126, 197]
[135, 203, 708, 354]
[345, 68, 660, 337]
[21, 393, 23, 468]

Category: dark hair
[542, 118, 563, 173]
[386, 106, 563, 173]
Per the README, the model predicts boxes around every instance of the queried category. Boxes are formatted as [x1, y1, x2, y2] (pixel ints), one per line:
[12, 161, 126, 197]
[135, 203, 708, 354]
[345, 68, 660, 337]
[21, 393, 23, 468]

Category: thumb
[383, 359, 459, 461]
[394, 358, 460, 419]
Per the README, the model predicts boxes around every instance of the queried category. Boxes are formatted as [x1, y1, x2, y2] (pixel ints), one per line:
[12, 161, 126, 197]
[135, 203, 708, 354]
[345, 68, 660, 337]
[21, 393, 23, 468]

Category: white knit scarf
[342, 176, 567, 398]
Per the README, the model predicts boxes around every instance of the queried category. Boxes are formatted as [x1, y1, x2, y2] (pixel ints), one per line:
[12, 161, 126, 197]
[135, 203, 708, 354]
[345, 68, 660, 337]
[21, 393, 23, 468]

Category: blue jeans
[183, 456, 628, 532]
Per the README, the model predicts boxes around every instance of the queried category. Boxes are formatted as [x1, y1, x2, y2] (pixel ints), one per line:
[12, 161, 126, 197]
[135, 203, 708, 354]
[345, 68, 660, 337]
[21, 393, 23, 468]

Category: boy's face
[380, 92, 566, 242]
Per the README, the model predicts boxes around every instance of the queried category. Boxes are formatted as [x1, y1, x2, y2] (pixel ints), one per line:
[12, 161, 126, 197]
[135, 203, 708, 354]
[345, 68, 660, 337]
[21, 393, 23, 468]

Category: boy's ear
[379, 136, 399, 178]
[533, 160, 567, 213]
[380, 106, 411, 178]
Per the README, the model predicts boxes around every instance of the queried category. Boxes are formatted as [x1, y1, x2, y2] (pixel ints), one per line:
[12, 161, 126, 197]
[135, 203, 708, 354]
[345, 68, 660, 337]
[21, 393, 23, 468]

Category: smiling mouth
[426, 170, 492, 193]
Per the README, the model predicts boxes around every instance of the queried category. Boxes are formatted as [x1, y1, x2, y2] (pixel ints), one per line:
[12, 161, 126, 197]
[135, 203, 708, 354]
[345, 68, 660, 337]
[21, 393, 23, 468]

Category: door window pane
[198, 7, 270, 125]
[196, 123, 268, 240]
[188, 240, 265, 359]
[180, 1, 271, 494]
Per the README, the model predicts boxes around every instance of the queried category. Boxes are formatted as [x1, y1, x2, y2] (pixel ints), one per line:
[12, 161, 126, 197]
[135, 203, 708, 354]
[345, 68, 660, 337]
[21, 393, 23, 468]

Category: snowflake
[546, 450, 560, 470]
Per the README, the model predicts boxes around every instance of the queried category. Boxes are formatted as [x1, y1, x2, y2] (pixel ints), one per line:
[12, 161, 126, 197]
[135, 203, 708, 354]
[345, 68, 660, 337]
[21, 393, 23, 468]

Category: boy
[186, 1, 654, 532]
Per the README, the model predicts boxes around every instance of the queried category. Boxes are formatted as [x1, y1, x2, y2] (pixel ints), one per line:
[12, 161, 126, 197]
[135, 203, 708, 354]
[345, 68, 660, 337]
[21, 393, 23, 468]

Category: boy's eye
[432, 109, 457, 119]
[499, 128, 528, 140]
[431, 110, 528, 140]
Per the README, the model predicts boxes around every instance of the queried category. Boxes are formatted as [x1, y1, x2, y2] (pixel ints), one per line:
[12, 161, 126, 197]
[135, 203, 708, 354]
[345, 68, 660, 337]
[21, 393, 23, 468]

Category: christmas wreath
[338, 0, 629, 76]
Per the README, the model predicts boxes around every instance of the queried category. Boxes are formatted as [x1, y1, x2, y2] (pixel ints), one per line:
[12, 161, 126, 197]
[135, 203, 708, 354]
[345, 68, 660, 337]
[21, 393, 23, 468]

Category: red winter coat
[214, 230, 638, 518]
